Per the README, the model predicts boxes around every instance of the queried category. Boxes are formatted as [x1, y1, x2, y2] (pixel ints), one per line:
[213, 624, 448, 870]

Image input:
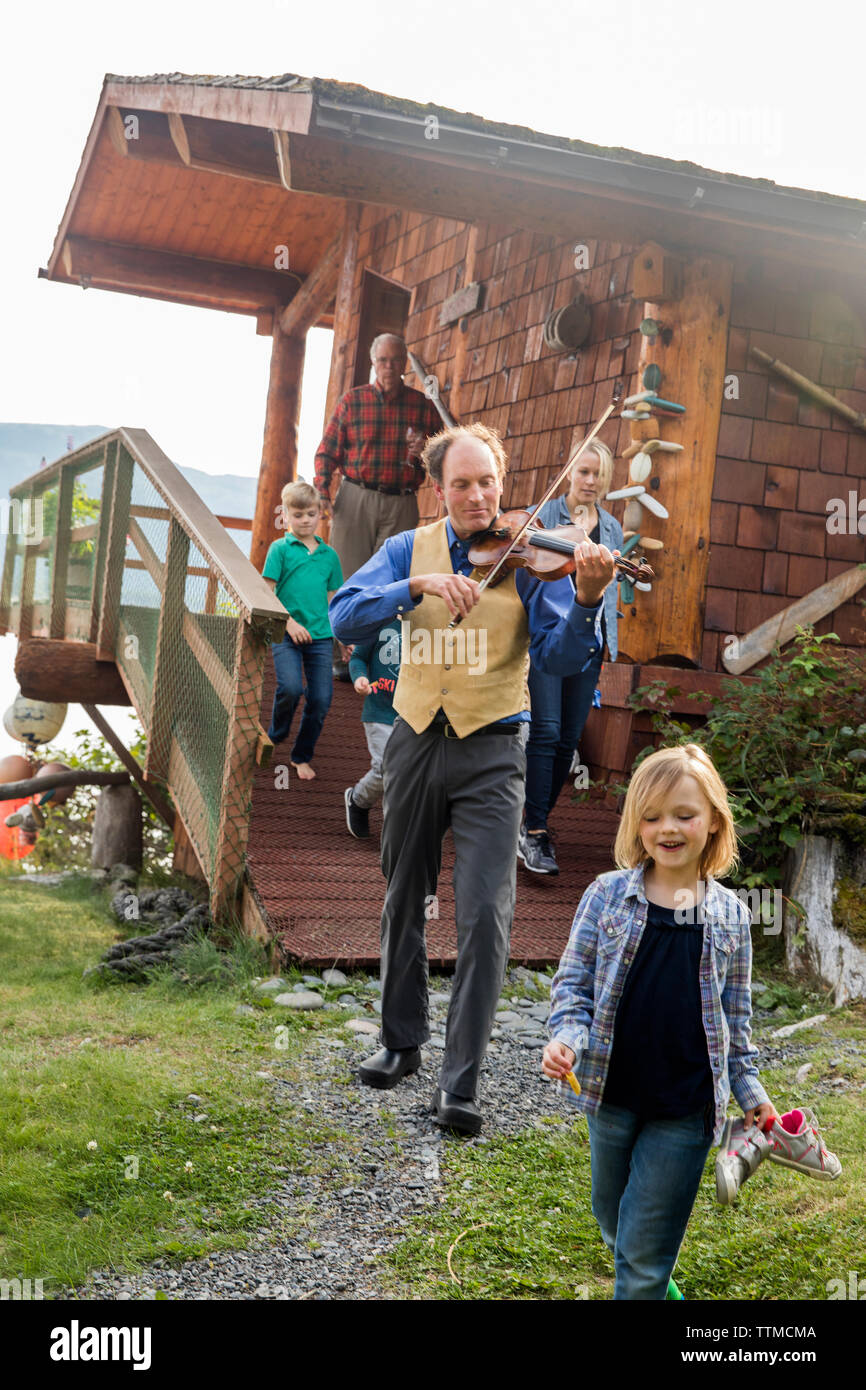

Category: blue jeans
[586, 1102, 714, 1300]
[524, 657, 602, 831]
[268, 636, 333, 763]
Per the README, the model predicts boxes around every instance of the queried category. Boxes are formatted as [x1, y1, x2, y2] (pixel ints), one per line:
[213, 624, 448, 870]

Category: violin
[465, 509, 654, 588]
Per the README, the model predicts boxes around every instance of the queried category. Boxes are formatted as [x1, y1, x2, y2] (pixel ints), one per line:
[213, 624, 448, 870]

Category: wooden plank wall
[332, 205, 644, 525]
[706, 259, 866, 670]
[331, 206, 865, 671]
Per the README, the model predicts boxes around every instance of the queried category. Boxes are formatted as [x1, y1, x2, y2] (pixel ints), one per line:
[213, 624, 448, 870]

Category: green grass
[2, 875, 864, 1301]
[0, 876, 357, 1293]
[385, 997, 866, 1300]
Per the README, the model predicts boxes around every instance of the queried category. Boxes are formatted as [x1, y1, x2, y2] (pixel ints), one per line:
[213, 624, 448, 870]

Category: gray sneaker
[765, 1108, 842, 1181]
[715, 1117, 772, 1205]
[517, 827, 559, 875]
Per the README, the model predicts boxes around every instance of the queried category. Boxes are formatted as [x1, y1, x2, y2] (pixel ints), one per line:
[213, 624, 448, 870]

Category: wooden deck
[247, 672, 620, 969]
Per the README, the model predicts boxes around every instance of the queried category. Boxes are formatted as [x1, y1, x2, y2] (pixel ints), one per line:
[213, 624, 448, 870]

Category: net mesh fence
[3, 432, 276, 917]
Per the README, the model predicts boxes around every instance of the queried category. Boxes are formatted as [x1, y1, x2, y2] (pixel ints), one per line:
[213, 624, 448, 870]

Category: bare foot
[291, 761, 316, 780]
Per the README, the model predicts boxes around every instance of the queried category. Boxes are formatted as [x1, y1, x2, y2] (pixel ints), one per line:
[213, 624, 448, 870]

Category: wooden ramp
[247, 672, 620, 969]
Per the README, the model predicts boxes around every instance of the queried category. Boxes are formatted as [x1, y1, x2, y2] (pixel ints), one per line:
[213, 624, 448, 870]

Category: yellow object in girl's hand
[565, 1070, 581, 1097]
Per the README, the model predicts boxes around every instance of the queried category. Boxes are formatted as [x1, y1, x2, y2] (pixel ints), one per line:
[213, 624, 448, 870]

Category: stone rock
[274, 992, 324, 1010]
[254, 978, 287, 994]
[783, 836, 866, 1005]
[302, 974, 325, 986]
[795, 1063, 812, 1084]
[771, 1014, 828, 1039]
[752, 982, 768, 993]
[346, 1018, 379, 1035]
[495, 1011, 522, 1024]
[322, 969, 348, 986]
[186, 1094, 202, 1103]
[234, 1004, 255, 1017]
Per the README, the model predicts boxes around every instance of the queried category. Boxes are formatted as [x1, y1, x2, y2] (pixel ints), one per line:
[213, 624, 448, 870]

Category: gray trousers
[378, 716, 528, 1098]
[352, 721, 394, 809]
[330, 478, 419, 581]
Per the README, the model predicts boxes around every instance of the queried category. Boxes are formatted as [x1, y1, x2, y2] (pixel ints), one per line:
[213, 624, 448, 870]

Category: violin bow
[446, 379, 625, 628]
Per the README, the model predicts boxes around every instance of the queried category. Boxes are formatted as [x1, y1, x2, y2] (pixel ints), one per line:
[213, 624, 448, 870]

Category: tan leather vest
[392, 517, 530, 737]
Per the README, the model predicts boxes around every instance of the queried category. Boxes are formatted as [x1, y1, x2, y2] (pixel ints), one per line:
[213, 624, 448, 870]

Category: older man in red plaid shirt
[314, 334, 442, 582]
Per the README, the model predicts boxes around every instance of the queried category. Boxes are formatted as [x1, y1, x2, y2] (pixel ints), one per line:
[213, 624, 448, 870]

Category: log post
[323, 201, 361, 427]
[250, 321, 305, 574]
[618, 252, 733, 666]
[448, 222, 479, 422]
[16, 638, 132, 705]
[91, 784, 143, 870]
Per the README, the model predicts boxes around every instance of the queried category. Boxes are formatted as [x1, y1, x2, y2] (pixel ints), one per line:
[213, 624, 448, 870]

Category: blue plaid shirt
[549, 864, 770, 1146]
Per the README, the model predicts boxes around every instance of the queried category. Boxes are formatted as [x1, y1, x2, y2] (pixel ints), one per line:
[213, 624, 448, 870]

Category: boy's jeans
[524, 655, 602, 832]
[586, 1101, 714, 1300]
[268, 636, 333, 762]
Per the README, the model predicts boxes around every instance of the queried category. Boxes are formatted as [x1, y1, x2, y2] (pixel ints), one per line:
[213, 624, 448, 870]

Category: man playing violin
[329, 421, 618, 1135]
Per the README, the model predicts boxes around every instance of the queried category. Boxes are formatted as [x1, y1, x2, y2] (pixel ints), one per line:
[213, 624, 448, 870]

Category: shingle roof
[104, 72, 866, 212]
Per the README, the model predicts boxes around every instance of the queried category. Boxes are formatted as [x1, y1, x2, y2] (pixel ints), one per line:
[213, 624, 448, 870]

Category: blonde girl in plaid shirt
[543, 744, 778, 1299]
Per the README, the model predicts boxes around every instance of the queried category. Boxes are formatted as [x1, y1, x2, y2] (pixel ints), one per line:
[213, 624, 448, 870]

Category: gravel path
[67, 968, 564, 1302]
[65, 971, 862, 1301]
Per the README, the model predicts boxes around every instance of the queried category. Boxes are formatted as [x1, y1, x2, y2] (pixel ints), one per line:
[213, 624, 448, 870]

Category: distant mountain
[0, 425, 256, 542]
[0, 423, 107, 498]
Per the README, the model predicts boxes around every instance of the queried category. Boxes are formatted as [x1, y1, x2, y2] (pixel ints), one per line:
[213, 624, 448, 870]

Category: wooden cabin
[9, 73, 866, 931]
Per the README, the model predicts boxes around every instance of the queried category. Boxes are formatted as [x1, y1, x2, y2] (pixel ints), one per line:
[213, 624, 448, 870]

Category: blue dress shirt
[329, 518, 606, 721]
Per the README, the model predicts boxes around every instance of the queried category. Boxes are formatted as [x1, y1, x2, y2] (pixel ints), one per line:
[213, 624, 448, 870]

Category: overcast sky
[2, 0, 864, 764]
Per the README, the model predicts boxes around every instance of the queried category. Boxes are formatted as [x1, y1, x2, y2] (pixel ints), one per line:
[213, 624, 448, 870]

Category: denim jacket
[549, 864, 770, 1146]
[532, 496, 623, 661]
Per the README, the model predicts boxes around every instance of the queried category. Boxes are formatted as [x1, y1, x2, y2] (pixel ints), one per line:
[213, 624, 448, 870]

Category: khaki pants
[330, 478, 419, 581]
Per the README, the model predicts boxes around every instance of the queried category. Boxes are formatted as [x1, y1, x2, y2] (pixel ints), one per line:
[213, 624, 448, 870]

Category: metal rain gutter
[313, 99, 866, 243]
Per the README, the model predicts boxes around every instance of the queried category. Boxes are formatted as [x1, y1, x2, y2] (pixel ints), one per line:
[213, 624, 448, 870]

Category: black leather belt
[430, 712, 523, 739]
[344, 477, 417, 497]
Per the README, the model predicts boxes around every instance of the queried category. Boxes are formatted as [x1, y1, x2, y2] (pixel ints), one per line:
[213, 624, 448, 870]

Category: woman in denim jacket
[543, 744, 778, 1299]
[518, 438, 623, 875]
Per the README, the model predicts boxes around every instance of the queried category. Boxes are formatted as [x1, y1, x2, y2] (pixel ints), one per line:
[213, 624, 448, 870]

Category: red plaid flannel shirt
[314, 381, 442, 495]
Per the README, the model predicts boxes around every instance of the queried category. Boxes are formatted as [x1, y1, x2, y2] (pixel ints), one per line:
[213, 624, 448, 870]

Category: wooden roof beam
[51, 236, 301, 316]
[107, 106, 183, 167]
[277, 230, 341, 336]
[284, 133, 866, 281]
[167, 111, 283, 186]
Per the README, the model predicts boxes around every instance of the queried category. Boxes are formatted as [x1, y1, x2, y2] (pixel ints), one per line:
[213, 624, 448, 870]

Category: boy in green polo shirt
[262, 481, 344, 780]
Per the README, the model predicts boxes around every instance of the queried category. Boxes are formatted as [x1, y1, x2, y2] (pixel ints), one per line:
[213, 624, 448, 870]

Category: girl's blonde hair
[568, 437, 614, 499]
[614, 744, 738, 880]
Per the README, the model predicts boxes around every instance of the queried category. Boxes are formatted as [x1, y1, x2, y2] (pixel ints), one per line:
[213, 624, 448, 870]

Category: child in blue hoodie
[543, 743, 778, 1300]
[343, 620, 401, 839]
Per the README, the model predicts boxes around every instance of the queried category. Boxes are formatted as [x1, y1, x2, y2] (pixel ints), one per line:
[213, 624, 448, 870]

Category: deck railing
[0, 428, 287, 918]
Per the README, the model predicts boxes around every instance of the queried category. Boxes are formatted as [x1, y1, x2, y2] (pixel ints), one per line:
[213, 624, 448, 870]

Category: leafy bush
[28, 727, 173, 874]
[608, 628, 866, 886]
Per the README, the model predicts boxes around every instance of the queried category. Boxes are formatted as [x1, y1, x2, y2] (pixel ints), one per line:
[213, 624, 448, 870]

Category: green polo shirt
[263, 534, 344, 640]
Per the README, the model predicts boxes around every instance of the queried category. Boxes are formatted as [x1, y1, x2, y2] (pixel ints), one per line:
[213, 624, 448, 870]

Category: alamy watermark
[0, 1277, 44, 1299]
[394, 618, 487, 675]
[826, 491, 865, 535]
[0, 497, 43, 545]
[826, 1270, 866, 1299]
[675, 885, 783, 934]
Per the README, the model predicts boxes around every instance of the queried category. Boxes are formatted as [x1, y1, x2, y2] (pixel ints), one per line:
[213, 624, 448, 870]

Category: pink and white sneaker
[763, 1108, 842, 1181]
[715, 1117, 772, 1205]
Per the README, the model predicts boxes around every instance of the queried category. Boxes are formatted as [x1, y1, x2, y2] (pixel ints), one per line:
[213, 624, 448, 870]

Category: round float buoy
[2, 695, 67, 748]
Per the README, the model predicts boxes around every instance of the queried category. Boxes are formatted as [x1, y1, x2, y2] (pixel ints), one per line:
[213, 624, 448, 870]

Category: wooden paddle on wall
[722, 564, 866, 674]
